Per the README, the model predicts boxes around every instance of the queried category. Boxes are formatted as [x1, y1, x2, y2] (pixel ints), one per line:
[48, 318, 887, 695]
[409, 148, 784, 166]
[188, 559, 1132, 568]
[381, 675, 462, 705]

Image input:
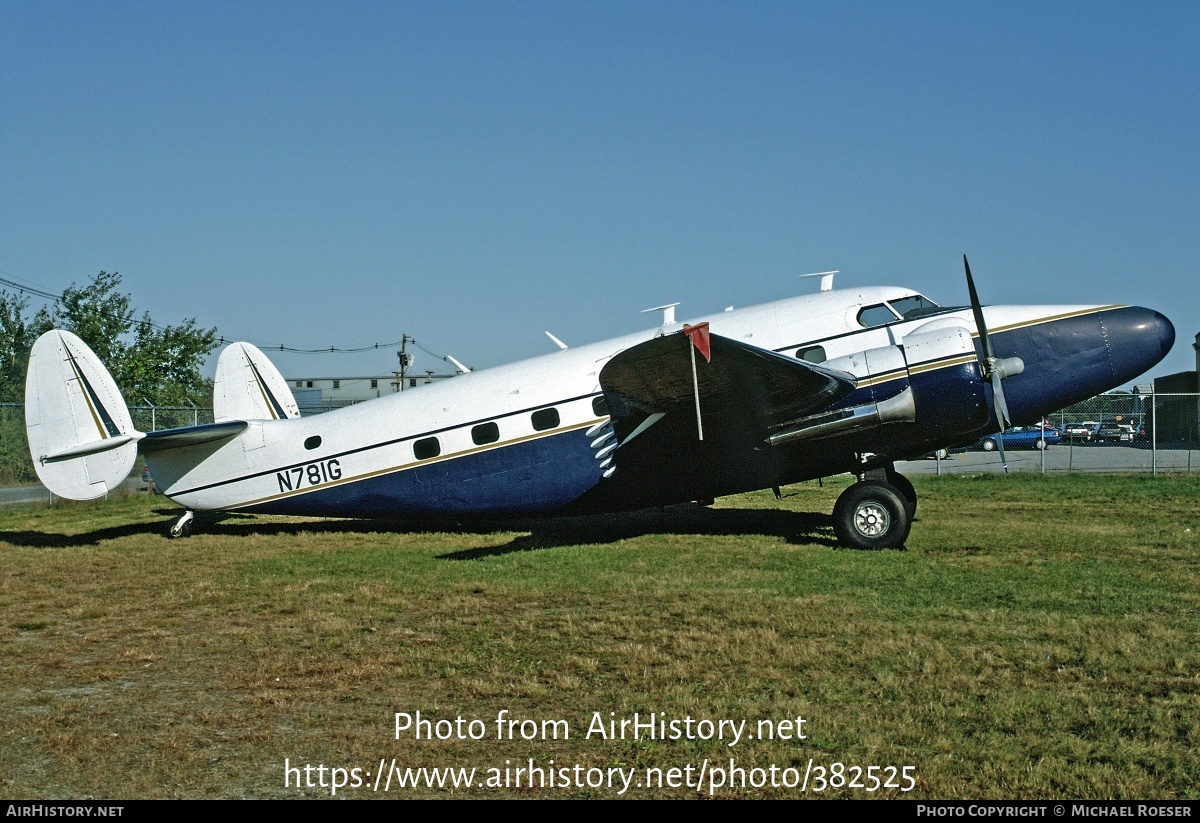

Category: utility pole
[395, 335, 414, 392]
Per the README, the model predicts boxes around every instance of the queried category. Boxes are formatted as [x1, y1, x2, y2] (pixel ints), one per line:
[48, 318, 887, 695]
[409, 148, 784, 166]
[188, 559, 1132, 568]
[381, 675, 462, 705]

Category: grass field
[1, 474, 1197, 799]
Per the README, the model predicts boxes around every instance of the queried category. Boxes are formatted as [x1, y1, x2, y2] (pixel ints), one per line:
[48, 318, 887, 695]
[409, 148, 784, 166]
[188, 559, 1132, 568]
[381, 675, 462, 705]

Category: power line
[0, 273, 61, 302]
[1, 270, 466, 362]
[0, 271, 176, 335]
[224, 338, 411, 354]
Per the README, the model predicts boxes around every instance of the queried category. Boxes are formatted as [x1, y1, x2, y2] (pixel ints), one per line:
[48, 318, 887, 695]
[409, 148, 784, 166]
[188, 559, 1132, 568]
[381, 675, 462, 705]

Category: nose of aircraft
[1103, 306, 1175, 384]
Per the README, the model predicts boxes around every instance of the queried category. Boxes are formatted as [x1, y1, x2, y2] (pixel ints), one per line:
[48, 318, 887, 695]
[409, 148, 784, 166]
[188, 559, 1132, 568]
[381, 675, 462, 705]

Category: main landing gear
[832, 464, 914, 550]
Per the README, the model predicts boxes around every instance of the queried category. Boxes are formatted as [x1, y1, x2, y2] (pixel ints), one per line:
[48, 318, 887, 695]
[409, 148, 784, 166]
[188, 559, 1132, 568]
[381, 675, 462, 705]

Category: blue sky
[2, 2, 1197, 381]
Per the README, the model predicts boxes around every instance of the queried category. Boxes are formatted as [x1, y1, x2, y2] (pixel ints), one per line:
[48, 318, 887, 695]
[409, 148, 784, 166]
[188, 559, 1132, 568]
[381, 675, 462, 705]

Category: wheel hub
[853, 502, 890, 537]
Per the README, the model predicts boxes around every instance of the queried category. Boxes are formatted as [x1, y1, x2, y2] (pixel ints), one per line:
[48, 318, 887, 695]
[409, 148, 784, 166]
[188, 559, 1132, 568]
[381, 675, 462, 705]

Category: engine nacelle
[901, 320, 989, 435]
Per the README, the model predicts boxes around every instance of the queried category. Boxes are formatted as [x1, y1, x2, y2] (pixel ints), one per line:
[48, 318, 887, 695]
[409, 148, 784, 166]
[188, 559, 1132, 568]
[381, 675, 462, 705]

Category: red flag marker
[681, 323, 711, 440]
[683, 323, 711, 362]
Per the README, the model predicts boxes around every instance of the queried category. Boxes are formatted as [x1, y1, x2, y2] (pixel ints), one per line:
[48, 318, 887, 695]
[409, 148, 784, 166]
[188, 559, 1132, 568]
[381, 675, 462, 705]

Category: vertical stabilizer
[25, 330, 141, 500]
[213, 342, 300, 422]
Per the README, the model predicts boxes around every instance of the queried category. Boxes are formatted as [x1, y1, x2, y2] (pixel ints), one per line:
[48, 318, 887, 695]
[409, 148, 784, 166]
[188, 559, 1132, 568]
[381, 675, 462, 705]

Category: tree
[46, 271, 219, 407]
[0, 290, 50, 403]
[0, 272, 219, 481]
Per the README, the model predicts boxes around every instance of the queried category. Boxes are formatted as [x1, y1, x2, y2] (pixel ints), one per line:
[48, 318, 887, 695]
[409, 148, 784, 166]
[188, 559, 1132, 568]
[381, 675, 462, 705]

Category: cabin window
[304, 436, 322, 450]
[413, 437, 441, 460]
[857, 304, 899, 328]
[592, 395, 609, 417]
[531, 408, 560, 431]
[471, 422, 500, 445]
[795, 345, 826, 364]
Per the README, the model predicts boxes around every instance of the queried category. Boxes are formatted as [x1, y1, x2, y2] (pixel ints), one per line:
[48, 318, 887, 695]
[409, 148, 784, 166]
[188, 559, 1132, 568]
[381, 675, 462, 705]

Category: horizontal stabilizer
[213, 342, 300, 422]
[41, 433, 141, 463]
[140, 421, 249, 453]
[25, 330, 139, 500]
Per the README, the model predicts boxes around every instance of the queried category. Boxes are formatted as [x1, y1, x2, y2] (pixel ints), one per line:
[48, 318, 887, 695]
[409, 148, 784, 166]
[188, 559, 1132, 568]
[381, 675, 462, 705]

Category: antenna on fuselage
[799, 270, 839, 292]
[445, 355, 472, 373]
[642, 302, 682, 336]
[545, 331, 568, 350]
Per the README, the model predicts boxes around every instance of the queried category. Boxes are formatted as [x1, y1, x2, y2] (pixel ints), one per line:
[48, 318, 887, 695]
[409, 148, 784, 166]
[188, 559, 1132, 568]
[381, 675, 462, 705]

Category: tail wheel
[833, 481, 912, 550]
[168, 511, 194, 539]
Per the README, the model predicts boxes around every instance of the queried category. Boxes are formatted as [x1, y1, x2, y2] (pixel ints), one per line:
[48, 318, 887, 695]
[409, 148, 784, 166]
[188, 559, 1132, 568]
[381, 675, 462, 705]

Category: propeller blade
[964, 255, 995, 362]
[991, 372, 1010, 474]
[991, 371, 1011, 428]
[965, 254, 1011, 475]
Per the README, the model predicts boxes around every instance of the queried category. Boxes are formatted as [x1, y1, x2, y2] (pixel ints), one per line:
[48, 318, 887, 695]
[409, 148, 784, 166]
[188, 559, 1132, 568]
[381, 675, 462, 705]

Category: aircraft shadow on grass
[0, 519, 164, 549]
[0, 503, 843, 553]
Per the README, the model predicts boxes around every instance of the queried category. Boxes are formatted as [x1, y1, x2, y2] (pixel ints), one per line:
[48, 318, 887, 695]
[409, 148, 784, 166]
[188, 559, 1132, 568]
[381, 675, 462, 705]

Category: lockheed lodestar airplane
[24, 259, 1174, 549]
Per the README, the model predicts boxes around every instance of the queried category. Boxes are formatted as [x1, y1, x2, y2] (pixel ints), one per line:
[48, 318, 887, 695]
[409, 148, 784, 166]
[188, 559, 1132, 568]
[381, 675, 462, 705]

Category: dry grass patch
[1, 476, 1198, 798]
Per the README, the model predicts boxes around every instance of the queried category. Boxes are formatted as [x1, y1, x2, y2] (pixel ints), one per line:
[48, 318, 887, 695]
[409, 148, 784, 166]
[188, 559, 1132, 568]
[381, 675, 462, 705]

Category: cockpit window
[857, 304, 899, 328]
[889, 294, 940, 319]
[858, 294, 943, 328]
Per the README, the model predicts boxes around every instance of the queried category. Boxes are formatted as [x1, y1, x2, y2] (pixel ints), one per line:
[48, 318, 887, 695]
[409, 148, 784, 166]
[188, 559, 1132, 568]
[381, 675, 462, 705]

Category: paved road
[0, 477, 148, 508]
[901, 444, 1199, 475]
[0, 484, 53, 507]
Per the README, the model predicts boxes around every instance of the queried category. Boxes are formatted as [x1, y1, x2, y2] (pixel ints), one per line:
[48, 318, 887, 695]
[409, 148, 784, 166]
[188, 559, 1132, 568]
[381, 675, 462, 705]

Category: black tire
[833, 481, 912, 550]
[885, 469, 917, 519]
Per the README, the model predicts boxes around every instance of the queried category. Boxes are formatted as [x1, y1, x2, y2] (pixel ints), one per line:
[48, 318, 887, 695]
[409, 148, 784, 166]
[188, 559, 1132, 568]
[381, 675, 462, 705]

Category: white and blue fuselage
[140, 285, 1174, 520]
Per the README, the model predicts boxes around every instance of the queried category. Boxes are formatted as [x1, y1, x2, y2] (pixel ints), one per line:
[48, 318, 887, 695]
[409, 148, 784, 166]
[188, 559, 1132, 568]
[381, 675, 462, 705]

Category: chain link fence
[1, 403, 216, 485]
[4, 392, 1200, 487]
[906, 391, 1200, 475]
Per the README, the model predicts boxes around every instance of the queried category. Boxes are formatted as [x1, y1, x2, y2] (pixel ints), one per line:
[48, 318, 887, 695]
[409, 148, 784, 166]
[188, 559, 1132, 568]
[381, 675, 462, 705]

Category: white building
[286, 373, 458, 415]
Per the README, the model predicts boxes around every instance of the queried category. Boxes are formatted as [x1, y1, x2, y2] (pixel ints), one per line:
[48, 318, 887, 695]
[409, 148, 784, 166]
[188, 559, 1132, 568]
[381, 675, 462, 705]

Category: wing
[593, 330, 856, 504]
[600, 330, 856, 443]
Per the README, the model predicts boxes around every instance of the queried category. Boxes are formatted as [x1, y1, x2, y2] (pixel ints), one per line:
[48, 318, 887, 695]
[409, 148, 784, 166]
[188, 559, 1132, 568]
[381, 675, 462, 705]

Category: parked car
[1063, 421, 1101, 443]
[1094, 422, 1134, 443]
[977, 426, 1063, 451]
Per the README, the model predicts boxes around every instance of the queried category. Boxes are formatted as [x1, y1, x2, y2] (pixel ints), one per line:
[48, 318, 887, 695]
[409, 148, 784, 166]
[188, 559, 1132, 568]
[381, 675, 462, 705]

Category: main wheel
[833, 481, 912, 550]
[885, 469, 917, 519]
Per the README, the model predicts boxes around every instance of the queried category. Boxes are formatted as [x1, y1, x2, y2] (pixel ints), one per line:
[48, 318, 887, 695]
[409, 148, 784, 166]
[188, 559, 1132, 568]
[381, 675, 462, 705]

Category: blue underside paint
[241, 429, 605, 518]
[236, 306, 1174, 519]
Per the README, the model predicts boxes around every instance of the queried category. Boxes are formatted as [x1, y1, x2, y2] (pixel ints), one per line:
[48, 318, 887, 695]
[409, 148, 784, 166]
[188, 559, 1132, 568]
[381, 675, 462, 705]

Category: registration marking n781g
[277, 459, 342, 493]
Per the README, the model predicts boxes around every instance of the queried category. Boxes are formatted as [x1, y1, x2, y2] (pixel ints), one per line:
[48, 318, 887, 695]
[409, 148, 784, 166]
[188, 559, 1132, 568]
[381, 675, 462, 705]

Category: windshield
[857, 294, 946, 328]
[888, 294, 940, 318]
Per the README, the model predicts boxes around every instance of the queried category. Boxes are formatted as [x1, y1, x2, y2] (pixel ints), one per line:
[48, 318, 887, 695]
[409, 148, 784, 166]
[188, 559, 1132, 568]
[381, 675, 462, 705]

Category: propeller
[964, 255, 1021, 474]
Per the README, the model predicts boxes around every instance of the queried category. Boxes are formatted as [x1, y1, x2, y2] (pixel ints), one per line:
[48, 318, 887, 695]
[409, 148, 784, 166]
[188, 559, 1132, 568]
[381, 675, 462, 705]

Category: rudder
[213, 342, 300, 422]
[25, 330, 141, 500]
